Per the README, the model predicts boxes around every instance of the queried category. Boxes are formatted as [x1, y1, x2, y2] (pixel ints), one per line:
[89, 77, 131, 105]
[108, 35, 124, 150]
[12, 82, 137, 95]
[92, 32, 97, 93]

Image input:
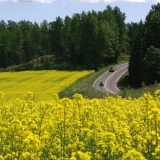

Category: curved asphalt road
[93, 63, 128, 94]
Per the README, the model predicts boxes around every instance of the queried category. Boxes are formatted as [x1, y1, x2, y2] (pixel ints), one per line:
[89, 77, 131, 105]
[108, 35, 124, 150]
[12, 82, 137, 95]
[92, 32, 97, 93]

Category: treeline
[128, 3, 160, 86]
[0, 5, 129, 70]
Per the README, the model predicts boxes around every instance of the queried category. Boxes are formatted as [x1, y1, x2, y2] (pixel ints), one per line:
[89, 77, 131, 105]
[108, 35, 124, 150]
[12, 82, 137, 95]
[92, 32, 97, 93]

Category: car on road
[109, 67, 115, 72]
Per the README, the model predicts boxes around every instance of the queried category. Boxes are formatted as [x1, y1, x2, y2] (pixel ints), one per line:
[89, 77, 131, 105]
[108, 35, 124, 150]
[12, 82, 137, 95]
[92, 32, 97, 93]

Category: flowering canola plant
[0, 90, 160, 159]
[0, 70, 94, 101]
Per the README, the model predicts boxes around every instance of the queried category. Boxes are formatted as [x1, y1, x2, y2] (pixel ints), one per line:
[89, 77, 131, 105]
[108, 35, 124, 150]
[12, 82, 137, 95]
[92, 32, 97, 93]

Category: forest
[0, 5, 128, 70]
[0, 3, 160, 86]
[128, 3, 160, 86]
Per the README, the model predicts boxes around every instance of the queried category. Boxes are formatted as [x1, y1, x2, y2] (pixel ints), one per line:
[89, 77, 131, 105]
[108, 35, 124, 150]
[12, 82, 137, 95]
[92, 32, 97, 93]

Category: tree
[80, 11, 88, 67]
[40, 20, 51, 56]
[70, 13, 81, 67]
[63, 16, 72, 68]
[82, 11, 99, 68]
[101, 6, 121, 64]
[0, 21, 24, 66]
[29, 22, 42, 67]
[49, 17, 64, 68]
[7, 27, 24, 65]
[129, 3, 160, 86]
[0, 21, 9, 67]
[126, 22, 139, 54]
[128, 21, 144, 86]
[144, 3, 160, 49]
[0, 6, 130, 70]
[18, 20, 33, 62]
[112, 6, 129, 53]
[143, 46, 160, 84]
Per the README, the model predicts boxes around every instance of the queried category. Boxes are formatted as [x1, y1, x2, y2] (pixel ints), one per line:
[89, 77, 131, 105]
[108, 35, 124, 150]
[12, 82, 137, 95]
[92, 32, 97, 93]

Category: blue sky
[0, 0, 159, 24]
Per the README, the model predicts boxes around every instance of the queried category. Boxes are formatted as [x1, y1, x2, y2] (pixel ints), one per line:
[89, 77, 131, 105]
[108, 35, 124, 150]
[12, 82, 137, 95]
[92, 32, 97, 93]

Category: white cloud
[103, 0, 145, 2]
[75, 0, 160, 2]
[75, 0, 100, 2]
[126, 0, 145, 2]
[12, 0, 54, 3]
[102, 0, 118, 2]
[8, 0, 160, 4]
[126, 0, 159, 2]
[0, 0, 8, 2]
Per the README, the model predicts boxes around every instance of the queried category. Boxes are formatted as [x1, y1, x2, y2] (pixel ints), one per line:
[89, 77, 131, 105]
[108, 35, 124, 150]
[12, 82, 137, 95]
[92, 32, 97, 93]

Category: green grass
[60, 60, 160, 99]
[58, 68, 107, 99]
[0, 60, 128, 101]
[117, 72, 130, 90]
[59, 61, 128, 99]
[117, 72, 160, 98]
[1, 59, 159, 100]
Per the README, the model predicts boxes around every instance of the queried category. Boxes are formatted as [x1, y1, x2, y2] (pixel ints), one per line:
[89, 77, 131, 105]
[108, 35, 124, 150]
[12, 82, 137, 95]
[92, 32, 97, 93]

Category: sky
[0, 0, 160, 24]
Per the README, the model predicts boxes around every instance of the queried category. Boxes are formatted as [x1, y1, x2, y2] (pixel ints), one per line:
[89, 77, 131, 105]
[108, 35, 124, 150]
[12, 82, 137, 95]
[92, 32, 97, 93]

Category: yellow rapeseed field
[0, 91, 160, 159]
[1, 70, 160, 159]
[0, 70, 94, 101]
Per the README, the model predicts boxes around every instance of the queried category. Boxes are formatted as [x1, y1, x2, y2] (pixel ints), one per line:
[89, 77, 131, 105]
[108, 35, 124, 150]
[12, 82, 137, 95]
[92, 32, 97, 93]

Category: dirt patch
[29, 55, 54, 64]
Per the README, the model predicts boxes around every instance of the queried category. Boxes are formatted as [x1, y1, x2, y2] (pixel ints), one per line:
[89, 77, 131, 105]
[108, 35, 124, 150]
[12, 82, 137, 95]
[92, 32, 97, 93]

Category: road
[93, 63, 128, 94]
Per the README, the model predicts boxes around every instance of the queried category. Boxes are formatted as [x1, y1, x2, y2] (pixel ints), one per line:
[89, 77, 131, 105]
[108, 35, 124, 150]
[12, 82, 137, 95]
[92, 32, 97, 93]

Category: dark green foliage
[0, 21, 9, 68]
[126, 22, 139, 54]
[49, 17, 64, 68]
[0, 6, 129, 70]
[18, 20, 33, 62]
[128, 21, 144, 86]
[41, 57, 53, 70]
[144, 3, 160, 49]
[40, 20, 51, 56]
[143, 46, 160, 84]
[112, 6, 129, 53]
[129, 3, 160, 86]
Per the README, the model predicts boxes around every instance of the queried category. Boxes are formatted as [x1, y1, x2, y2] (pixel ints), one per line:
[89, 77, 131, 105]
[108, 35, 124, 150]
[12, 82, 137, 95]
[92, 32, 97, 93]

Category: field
[1, 62, 160, 159]
[0, 70, 94, 101]
[0, 91, 160, 159]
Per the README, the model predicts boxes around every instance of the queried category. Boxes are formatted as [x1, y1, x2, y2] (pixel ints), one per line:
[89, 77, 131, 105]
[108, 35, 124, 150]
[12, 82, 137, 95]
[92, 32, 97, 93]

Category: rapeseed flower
[0, 155, 3, 160]
[0, 92, 160, 159]
[0, 92, 4, 99]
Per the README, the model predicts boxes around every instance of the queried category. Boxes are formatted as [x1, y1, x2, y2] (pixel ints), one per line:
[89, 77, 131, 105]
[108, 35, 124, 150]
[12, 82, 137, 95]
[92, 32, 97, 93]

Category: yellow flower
[53, 94, 59, 101]
[24, 91, 34, 100]
[0, 92, 4, 99]
[122, 149, 146, 160]
[72, 151, 91, 160]
[19, 152, 30, 160]
[0, 155, 4, 160]
[73, 93, 83, 100]
[4, 154, 12, 160]
[155, 89, 160, 96]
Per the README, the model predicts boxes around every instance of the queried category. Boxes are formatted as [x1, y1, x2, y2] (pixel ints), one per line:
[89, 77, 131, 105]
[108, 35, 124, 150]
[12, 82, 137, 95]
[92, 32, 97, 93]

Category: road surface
[93, 63, 128, 94]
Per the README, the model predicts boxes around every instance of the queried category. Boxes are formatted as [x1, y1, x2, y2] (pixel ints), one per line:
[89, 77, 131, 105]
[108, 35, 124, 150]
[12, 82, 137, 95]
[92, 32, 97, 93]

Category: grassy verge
[117, 72, 160, 98]
[60, 60, 160, 99]
[59, 61, 128, 99]
[3, 58, 159, 100]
